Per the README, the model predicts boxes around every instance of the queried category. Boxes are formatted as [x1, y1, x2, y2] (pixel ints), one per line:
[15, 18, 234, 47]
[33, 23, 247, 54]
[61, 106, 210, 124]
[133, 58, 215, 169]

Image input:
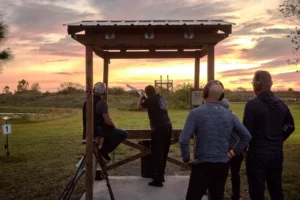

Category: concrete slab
[80, 176, 208, 200]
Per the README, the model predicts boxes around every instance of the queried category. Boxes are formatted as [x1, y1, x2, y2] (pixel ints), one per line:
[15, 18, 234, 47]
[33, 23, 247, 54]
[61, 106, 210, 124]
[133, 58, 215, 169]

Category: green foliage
[280, 0, 300, 67]
[57, 82, 84, 94]
[2, 85, 11, 94]
[16, 79, 29, 92]
[30, 82, 41, 92]
[108, 87, 126, 95]
[0, 15, 13, 72]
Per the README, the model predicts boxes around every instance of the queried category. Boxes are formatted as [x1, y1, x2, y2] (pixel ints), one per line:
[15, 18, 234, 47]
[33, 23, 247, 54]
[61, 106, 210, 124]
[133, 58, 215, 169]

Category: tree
[235, 87, 247, 92]
[2, 85, 10, 94]
[280, 0, 300, 66]
[17, 79, 29, 92]
[0, 15, 14, 72]
[57, 82, 85, 94]
[30, 82, 41, 92]
[288, 87, 294, 92]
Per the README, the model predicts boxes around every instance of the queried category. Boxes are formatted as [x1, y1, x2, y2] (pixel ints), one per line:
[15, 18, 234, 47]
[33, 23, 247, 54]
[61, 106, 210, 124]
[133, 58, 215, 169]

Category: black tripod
[59, 141, 115, 200]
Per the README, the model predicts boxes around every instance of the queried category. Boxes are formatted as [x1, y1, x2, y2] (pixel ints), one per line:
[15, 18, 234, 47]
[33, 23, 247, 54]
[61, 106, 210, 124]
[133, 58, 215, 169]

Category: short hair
[145, 85, 156, 96]
[252, 70, 273, 91]
[203, 80, 225, 101]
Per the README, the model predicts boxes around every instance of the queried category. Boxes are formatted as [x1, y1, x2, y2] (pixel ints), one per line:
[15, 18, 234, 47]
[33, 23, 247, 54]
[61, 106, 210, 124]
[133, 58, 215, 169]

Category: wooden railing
[106, 129, 189, 170]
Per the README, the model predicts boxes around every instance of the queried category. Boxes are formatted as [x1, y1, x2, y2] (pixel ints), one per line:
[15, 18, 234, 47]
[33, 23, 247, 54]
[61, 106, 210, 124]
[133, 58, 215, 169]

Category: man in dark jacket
[137, 85, 172, 187]
[243, 70, 295, 200]
[83, 82, 128, 161]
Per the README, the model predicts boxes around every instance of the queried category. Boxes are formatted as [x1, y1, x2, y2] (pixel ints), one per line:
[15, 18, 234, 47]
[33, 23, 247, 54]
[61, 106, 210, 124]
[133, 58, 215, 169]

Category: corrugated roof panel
[65, 20, 235, 26]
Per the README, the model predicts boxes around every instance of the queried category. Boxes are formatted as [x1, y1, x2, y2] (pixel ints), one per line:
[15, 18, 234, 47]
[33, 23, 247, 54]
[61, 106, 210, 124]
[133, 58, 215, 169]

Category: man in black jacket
[83, 82, 128, 161]
[243, 70, 295, 200]
[137, 85, 172, 187]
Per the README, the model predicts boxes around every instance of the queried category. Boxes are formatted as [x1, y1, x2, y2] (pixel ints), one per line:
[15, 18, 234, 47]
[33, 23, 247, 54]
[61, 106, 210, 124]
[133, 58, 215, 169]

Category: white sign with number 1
[2, 124, 12, 135]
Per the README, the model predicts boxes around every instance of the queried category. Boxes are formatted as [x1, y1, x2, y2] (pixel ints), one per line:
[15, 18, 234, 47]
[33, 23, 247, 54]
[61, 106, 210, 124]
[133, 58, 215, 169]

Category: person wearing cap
[82, 82, 128, 161]
[137, 85, 172, 187]
[220, 98, 245, 200]
[243, 71, 295, 200]
[180, 80, 251, 200]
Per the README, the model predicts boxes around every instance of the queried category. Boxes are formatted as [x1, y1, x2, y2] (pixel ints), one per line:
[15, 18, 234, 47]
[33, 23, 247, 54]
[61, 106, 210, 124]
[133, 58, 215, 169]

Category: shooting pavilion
[65, 20, 234, 199]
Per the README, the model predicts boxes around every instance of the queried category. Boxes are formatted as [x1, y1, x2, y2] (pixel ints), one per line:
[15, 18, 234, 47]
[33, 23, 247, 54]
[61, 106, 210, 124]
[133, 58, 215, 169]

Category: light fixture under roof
[144, 32, 155, 39]
[184, 32, 194, 39]
[105, 32, 115, 39]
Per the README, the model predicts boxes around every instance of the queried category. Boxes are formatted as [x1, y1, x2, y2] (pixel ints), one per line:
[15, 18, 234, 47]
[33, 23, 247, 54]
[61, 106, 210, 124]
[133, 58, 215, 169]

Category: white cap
[94, 82, 106, 95]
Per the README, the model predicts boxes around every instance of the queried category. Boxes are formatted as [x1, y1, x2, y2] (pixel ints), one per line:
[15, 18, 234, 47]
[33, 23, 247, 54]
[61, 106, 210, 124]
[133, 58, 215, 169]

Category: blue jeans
[246, 151, 284, 200]
[96, 127, 128, 153]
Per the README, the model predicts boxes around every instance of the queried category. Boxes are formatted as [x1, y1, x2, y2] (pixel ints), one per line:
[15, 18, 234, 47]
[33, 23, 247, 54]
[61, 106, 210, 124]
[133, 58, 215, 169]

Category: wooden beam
[103, 57, 109, 101]
[107, 51, 197, 59]
[126, 129, 182, 139]
[194, 52, 200, 89]
[85, 45, 94, 200]
[106, 153, 147, 171]
[92, 45, 107, 58]
[207, 45, 215, 81]
[72, 33, 228, 46]
[100, 45, 204, 50]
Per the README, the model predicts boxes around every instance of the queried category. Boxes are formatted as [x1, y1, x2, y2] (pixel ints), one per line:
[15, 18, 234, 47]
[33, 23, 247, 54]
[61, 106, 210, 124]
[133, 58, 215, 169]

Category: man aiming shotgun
[130, 84, 172, 187]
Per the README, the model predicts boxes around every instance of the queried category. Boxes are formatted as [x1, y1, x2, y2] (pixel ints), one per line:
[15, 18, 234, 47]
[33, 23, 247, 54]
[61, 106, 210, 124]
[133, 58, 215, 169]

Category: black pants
[151, 125, 172, 182]
[246, 151, 284, 200]
[186, 162, 229, 200]
[229, 154, 244, 200]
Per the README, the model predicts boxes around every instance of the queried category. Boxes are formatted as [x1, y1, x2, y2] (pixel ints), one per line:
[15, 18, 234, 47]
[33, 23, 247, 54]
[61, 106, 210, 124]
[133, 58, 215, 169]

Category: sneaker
[99, 149, 111, 162]
[148, 181, 163, 187]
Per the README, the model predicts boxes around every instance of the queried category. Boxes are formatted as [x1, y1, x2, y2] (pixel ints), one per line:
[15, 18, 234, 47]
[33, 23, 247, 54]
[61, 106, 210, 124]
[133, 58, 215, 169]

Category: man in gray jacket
[180, 80, 251, 200]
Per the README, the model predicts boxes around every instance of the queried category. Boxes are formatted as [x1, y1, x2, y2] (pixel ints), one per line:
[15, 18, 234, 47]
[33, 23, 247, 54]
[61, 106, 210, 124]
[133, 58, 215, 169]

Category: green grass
[0, 103, 299, 200]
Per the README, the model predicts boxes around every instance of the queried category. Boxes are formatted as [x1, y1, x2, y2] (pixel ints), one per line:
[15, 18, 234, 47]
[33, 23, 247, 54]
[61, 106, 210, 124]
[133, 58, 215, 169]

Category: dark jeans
[186, 162, 229, 200]
[246, 151, 284, 200]
[229, 154, 244, 200]
[151, 125, 172, 182]
[97, 127, 128, 153]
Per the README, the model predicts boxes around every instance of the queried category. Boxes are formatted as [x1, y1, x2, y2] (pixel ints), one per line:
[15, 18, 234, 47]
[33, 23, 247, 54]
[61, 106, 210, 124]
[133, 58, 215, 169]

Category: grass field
[0, 103, 299, 200]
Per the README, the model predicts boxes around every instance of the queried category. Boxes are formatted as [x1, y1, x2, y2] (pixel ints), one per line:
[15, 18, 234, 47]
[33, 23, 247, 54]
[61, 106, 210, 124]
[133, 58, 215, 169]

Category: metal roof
[65, 20, 235, 26]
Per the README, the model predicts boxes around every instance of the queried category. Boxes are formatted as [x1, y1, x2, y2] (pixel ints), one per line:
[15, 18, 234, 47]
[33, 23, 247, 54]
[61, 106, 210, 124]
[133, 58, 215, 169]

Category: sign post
[2, 116, 11, 156]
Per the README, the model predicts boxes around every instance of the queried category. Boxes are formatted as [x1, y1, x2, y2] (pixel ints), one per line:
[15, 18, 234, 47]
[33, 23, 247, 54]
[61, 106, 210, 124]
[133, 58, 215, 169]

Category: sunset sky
[0, 0, 299, 92]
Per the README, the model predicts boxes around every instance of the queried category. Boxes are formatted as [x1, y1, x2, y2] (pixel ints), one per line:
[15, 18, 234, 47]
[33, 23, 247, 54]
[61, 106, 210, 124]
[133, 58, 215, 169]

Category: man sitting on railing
[82, 82, 128, 161]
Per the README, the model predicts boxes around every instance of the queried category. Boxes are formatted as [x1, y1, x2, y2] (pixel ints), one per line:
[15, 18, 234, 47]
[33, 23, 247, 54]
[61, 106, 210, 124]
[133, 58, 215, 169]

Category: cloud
[220, 59, 289, 78]
[240, 37, 292, 60]
[45, 59, 69, 63]
[32, 36, 84, 57]
[87, 0, 239, 20]
[52, 71, 83, 75]
[2, 1, 95, 37]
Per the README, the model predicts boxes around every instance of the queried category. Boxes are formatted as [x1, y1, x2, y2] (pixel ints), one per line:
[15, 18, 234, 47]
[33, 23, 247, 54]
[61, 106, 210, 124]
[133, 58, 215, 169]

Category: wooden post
[85, 45, 94, 200]
[193, 52, 200, 160]
[194, 53, 200, 89]
[103, 57, 109, 101]
[207, 45, 215, 81]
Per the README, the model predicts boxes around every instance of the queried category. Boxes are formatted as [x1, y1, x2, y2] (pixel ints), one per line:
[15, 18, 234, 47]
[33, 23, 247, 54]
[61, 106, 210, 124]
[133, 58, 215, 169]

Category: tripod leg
[59, 155, 86, 200]
[93, 144, 115, 200]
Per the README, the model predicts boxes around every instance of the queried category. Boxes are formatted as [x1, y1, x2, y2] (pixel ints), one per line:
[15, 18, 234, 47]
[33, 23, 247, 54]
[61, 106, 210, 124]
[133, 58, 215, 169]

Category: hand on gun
[139, 94, 146, 101]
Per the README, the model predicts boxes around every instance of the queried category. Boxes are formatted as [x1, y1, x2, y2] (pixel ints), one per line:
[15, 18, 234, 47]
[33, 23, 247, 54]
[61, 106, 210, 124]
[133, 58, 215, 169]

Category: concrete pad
[80, 176, 208, 200]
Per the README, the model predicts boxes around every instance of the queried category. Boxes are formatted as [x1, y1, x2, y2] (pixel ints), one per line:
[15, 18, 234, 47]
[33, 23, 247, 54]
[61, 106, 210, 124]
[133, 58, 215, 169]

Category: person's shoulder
[245, 96, 260, 106]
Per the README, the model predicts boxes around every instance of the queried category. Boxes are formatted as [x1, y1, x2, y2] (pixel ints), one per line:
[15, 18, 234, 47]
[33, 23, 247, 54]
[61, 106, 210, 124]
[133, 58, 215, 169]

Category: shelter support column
[207, 45, 215, 82]
[103, 57, 109, 101]
[85, 45, 94, 200]
[194, 51, 200, 89]
[193, 52, 200, 159]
